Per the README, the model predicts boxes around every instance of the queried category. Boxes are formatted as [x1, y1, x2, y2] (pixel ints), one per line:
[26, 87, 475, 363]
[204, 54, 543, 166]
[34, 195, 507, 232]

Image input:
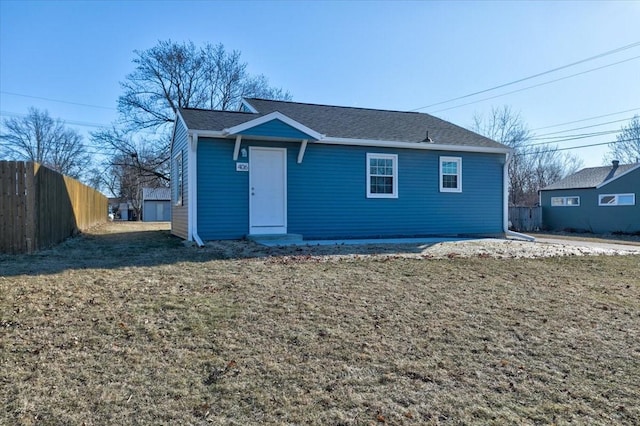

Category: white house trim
[240, 99, 259, 113]
[232, 135, 243, 161]
[187, 133, 204, 246]
[319, 137, 512, 154]
[366, 153, 398, 199]
[439, 156, 462, 193]
[222, 111, 324, 141]
[595, 163, 640, 189]
[297, 139, 308, 164]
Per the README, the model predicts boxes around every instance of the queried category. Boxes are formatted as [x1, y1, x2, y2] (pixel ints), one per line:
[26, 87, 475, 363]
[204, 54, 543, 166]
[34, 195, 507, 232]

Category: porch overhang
[223, 111, 323, 163]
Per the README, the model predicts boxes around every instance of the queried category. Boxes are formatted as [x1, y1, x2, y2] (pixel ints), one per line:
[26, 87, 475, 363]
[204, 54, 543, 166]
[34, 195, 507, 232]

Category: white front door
[249, 147, 287, 234]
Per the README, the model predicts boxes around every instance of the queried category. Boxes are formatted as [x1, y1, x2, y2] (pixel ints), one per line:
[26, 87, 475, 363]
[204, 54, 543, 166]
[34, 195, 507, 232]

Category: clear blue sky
[1, 0, 639, 167]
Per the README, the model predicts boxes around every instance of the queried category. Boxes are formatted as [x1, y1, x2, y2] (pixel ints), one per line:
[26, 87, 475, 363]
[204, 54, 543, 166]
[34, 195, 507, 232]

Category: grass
[1, 223, 639, 425]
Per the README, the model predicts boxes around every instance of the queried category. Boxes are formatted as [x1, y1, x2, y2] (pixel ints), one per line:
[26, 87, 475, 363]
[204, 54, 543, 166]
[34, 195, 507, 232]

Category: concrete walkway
[534, 237, 640, 253]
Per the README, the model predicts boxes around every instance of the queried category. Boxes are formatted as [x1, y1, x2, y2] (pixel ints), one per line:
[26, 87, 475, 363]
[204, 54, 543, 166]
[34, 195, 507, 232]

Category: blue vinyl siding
[196, 138, 506, 240]
[170, 118, 189, 238]
[238, 119, 316, 140]
[197, 138, 250, 239]
[541, 168, 640, 233]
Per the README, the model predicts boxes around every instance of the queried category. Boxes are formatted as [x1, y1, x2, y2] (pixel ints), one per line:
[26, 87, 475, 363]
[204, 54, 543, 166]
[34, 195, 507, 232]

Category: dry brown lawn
[1, 222, 639, 425]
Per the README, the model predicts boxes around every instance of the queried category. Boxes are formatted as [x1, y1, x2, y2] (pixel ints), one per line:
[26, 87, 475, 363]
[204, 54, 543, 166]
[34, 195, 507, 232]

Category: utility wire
[430, 55, 640, 114]
[532, 117, 634, 137]
[528, 130, 620, 144]
[530, 107, 640, 131]
[410, 40, 640, 112]
[0, 110, 159, 136]
[0, 91, 117, 110]
[516, 138, 636, 156]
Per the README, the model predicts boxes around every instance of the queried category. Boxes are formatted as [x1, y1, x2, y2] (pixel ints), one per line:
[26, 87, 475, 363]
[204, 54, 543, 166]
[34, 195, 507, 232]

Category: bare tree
[473, 106, 582, 206]
[93, 40, 291, 200]
[117, 40, 291, 132]
[606, 115, 640, 164]
[1, 108, 91, 179]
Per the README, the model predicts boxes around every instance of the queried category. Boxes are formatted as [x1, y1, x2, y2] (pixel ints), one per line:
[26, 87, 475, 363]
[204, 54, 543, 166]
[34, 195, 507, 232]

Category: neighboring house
[142, 187, 171, 222]
[540, 161, 640, 234]
[170, 98, 512, 243]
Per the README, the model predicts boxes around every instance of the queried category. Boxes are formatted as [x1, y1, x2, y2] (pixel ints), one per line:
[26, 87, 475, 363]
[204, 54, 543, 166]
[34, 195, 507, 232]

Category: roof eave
[319, 137, 512, 154]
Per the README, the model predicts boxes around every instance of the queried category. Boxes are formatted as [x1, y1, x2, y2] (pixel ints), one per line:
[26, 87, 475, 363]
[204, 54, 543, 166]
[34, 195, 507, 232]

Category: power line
[516, 138, 635, 156]
[0, 91, 117, 110]
[528, 130, 620, 144]
[0, 110, 160, 136]
[430, 55, 640, 114]
[0, 110, 110, 129]
[410, 41, 640, 112]
[532, 117, 633, 137]
[530, 107, 640, 131]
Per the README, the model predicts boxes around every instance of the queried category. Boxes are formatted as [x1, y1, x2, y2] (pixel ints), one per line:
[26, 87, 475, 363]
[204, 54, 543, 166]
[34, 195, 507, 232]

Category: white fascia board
[240, 99, 259, 113]
[188, 129, 226, 138]
[595, 163, 640, 189]
[222, 111, 324, 141]
[319, 137, 512, 154]
[176, 109, 189, 133]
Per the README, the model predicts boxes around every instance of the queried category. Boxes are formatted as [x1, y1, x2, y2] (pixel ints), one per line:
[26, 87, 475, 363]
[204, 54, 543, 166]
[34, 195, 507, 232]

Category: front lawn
[1, 223, 638, 424]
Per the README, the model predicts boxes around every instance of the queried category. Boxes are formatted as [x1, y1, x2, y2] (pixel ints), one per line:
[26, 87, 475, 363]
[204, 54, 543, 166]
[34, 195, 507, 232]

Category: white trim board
[223, 111, 324, 141]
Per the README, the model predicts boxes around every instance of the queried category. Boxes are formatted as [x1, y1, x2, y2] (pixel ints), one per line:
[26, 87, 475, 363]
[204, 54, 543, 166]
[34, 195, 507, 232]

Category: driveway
[532, 236, 640, 253]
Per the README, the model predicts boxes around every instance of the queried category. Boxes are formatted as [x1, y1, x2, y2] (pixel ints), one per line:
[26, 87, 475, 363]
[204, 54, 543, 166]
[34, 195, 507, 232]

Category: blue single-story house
[540, 161, 640, 234]
[170, 98, 513, 243]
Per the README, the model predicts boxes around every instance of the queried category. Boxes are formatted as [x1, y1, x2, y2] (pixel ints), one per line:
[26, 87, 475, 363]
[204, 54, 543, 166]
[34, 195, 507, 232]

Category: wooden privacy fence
[0, 161, 108, 254]
[509, 206, 542, 232]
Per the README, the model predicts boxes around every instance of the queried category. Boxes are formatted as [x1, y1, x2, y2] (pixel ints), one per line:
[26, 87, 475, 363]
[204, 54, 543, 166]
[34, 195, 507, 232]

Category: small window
[174, 152, 183, 206]
[366, 153, 398, 198]
[440, 156, 462, 193]
[551, 196, 580, 207]
[599, 193, 635, 206]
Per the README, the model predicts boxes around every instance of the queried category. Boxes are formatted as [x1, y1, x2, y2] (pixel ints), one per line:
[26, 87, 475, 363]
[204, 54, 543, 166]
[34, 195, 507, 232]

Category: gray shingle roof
[179, 98, 508, 150]
[541, 163, 640, 190]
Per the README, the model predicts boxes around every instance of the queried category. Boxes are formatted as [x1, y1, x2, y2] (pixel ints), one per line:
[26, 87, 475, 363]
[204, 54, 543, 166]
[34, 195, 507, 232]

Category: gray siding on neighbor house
[541, 168, 640, 233]
[171, 119, 189, 238]
[196, 137, 506, 240]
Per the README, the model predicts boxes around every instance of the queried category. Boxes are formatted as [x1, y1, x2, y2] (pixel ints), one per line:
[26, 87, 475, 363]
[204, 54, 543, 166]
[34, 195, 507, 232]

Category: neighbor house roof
[178, 98, 508, 151]
[541, 162, 640, 190]
[142, 187, 171, 201]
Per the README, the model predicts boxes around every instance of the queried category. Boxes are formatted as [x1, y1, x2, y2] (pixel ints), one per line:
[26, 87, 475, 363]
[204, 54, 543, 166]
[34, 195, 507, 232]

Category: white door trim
[249, 147, 287, 235]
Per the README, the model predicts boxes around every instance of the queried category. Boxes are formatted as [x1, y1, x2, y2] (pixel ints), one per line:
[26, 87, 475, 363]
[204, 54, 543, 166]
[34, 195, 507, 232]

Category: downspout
[503, 152, 535, 242]
[188, 132, 204, 247]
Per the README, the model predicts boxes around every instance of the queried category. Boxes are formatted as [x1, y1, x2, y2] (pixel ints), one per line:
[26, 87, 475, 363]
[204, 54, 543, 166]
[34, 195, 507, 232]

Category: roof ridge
[246, 97, 439, 116]
[180, 106, 256, 115]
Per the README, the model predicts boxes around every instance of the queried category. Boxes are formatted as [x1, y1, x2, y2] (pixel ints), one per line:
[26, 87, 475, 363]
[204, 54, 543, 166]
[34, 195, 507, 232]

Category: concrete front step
[246, 233, 304, 246]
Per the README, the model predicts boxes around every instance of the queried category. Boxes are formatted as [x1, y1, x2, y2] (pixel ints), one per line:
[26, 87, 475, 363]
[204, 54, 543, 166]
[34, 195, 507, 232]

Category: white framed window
[440, 156, 462, 193]
[366, 153, 398, 198]
[598, 193, 635, 206]
[551, 196, 580, 207]
[173, 152, 183, 206]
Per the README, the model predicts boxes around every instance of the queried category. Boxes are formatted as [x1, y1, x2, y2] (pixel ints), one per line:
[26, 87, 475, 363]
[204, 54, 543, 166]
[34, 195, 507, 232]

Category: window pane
[567, 197, 579, 205]
[600, 195, 615, 205]
[618, 195, 634, 205]
[442, 175, 457, 189]
[442, 161, 457, 175]
[370, 176, 392, 193]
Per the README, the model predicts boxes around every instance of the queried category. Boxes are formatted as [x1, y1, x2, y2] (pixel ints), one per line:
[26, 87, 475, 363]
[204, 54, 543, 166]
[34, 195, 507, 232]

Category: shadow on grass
[0, 226, 443, 277]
